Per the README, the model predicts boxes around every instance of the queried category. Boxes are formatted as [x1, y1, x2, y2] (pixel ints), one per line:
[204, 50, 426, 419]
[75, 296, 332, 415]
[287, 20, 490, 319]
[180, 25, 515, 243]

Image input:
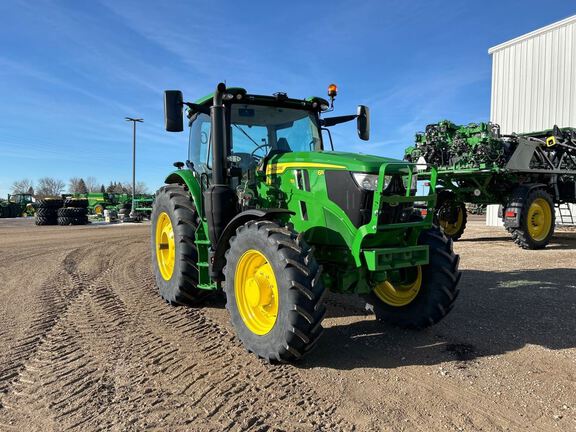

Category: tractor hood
[268, 151, 408, 174]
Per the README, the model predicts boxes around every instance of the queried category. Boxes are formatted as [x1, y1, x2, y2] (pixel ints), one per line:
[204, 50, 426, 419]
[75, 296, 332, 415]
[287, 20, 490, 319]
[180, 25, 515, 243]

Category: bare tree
[36, 177, 65, 197]
[85, 176, 99, 193]
[11, 179, 34, 194]
[123, 181, 148, 195]
[69, 177, 82, 194]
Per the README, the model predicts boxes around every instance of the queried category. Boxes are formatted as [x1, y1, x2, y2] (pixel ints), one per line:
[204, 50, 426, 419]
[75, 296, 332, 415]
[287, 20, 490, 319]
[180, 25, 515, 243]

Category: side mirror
[357, 105, 370, 141]
[164, 90, 184, 132]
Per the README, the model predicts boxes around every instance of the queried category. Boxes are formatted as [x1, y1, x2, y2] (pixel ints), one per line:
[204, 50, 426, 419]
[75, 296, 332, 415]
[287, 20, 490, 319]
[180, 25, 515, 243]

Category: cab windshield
[188, 104, 322, 174]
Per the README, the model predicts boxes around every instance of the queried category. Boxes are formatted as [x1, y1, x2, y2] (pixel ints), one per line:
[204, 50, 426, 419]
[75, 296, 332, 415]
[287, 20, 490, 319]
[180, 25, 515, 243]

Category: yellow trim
[546, 136, 556, 147]
[234, 249, 279, 335]
[374, 266, 422, 307]
[266, 162, 346, 175]
[527, 198, 552, 241]
[155, 212, 176, 281]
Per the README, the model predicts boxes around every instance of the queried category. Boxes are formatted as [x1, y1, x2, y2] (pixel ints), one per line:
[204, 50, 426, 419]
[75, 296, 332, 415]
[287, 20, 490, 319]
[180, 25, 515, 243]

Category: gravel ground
[0, 217, 574, 431]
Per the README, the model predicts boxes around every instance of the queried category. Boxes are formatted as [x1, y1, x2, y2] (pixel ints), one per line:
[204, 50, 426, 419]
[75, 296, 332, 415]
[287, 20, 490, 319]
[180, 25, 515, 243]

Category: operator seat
[276, 138, 292, 153]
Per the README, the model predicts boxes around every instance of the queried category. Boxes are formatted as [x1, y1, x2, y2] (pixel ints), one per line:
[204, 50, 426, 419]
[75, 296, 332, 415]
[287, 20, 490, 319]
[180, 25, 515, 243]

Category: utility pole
[125, 117, 143, 219]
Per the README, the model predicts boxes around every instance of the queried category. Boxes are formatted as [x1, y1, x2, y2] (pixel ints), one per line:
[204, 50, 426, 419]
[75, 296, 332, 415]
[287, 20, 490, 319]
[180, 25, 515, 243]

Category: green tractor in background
[152, 83, 461, 362]
[0, 193, 34, 218]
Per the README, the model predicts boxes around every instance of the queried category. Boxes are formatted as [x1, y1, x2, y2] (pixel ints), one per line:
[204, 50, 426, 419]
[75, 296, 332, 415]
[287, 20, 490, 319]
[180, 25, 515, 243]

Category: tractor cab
[8, 193, 33, 205]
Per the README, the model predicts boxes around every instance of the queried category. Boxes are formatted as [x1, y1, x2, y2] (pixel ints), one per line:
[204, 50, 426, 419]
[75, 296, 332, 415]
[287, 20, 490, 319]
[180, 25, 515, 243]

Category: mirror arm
[320, 114, 358, 127]
[184, 102, 210, 116]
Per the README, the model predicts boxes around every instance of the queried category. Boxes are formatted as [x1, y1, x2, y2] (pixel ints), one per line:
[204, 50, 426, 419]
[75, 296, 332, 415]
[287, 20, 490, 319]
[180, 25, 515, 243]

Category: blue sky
[0, 1, 574, 196]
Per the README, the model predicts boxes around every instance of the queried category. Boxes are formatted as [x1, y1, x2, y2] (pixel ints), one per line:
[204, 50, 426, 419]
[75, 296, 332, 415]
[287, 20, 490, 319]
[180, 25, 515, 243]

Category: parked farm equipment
[0, 193, 34, 218]
[405, 121, 576, 248]
[151, 83, 461, 362]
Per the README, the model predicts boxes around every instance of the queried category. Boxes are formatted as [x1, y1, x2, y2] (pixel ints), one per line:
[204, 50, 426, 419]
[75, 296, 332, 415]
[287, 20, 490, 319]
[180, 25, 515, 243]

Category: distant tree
[123, 181, 149, 195]
[106, 182, 115, 193]
[113, 182, 125, 194]
[100, 184, 105, 193]
[69, 177, 82, 194]
[11, 178, 34, 194]
[27, 186, 34, 196]
[77, 178, 88, 194]
[85, 176, 99, 193]
[36, 177, 65, 197]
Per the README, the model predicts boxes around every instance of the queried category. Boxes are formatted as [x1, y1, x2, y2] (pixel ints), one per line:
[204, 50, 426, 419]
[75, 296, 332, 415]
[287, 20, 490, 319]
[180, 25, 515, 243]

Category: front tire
[151, 184, 206, 305]
[368, 226, 461, 329]
[223, 220, 326, 362]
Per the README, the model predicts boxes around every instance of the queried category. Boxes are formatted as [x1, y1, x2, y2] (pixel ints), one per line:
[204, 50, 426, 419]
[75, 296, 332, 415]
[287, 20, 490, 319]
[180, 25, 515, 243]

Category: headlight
[352, 173, 392, 191]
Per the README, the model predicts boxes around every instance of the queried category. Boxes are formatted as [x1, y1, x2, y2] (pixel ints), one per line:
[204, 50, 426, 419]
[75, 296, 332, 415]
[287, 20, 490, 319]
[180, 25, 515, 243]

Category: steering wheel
[250, 142, 271, 161]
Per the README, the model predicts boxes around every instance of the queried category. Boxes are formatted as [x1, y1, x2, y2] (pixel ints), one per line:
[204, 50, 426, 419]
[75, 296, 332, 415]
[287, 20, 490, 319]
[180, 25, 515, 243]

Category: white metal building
[486, 15, 576, 226]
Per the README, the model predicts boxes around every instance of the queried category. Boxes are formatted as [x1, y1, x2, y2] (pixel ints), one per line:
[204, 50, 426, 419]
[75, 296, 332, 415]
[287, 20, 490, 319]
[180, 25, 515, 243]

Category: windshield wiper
[232, 124, 260, 147]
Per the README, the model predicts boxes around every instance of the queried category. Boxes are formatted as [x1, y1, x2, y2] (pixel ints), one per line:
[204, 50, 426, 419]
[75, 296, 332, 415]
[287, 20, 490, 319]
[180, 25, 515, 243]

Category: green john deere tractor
[152, 83, 461, 362]
[0, 193, 34, 218]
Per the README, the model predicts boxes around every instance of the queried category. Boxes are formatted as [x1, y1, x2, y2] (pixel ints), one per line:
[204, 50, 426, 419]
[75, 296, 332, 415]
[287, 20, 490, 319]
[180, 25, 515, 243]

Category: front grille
[378, 175, 415, 225]
[325, 171, 373, 228]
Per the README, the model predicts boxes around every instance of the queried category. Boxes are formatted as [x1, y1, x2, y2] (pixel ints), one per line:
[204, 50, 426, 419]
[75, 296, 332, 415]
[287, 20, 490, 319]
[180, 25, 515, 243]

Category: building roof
[488, 14, 576, 54]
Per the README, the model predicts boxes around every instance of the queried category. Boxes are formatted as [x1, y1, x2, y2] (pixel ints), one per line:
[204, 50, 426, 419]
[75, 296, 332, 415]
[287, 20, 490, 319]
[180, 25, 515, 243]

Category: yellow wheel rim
[234, 249, 279, 335]
[373, 266, 423, 307]
[439, 206, 463, 236]
[155, 212, 175, 281]
[94, 205, 103, 215]
[527, 198, 552, 241]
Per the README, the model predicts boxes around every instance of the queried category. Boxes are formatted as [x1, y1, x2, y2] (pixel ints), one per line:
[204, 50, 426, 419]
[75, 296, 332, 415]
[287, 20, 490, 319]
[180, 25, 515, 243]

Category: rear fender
[164, 170, 203, 216]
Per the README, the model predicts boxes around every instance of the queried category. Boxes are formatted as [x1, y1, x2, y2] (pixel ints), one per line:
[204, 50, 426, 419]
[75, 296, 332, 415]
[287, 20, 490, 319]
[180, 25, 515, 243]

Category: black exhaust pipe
[204, 83, 238, 246]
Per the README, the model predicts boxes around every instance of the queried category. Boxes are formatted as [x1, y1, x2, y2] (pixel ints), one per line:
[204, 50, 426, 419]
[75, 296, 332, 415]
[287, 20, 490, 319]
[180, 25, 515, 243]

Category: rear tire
[35, 216, 57, 225]
[58, 207, 87, 217]
[368, 226, 461, 329]
[64, 198, 89, 208]
[223, 220, 326, 363]
[57, 216, 87, 225]
[509, 189, 555, 249]
[151, 184, 207, 305]
[35, 198, 63, 209]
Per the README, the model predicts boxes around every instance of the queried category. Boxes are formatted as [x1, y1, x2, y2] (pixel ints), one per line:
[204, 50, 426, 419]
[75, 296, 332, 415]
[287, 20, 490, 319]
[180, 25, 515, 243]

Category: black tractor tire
[64, 198, 89, 209]
[509, 189, 555, 249]
[34, 208, 57, 217]
[35, 198, 63, 209]
[57, 216, 87, 226]
[35, 216, 57, 225]
[368, 226, 461, 329]
[223, 220, 326, 363]
[436, 199, 467, 241]
[57, 207, 87, 217]
[151, 184, 207, 305]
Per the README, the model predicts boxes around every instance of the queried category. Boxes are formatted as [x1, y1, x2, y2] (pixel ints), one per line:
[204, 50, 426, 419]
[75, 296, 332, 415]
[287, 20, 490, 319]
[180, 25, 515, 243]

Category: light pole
[125, 117, 143, 219]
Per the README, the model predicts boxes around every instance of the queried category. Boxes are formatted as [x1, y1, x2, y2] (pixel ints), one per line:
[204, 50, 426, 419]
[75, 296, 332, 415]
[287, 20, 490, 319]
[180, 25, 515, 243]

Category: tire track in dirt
[0, 236, 352, 431]
[0, 262, 125, 430]
[0, 248, 97, 396]
[102, 244, 351, 431]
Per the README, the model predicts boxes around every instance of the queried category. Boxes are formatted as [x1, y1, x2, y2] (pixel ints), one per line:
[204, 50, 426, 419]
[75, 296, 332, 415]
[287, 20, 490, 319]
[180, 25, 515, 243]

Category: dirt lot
[0, 217, 574, 431]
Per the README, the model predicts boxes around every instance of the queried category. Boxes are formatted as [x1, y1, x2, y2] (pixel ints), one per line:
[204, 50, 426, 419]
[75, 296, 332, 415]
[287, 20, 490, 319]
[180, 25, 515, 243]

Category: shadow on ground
[457, 231, 576, 250]
[301, 268, 576, 370]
